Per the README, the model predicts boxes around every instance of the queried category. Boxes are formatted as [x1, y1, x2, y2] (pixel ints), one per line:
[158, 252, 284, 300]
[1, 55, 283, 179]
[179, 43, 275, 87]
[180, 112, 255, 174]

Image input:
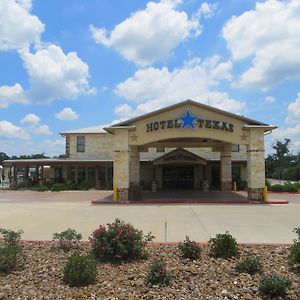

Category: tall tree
[272, 138, 291, 159]
[0, 152, 10, 164]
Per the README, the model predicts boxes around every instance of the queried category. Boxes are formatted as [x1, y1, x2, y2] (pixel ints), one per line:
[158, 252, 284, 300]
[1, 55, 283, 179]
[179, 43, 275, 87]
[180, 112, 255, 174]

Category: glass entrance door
[162, 165, 194, 190]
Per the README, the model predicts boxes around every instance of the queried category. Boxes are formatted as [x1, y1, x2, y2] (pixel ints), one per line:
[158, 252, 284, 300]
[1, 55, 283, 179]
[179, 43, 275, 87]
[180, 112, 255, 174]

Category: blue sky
[0, 0, 300, 156]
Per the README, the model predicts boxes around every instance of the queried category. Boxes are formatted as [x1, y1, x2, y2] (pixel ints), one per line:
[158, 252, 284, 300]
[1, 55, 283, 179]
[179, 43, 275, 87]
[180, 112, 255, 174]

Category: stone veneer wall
[68, 133, 114, 158]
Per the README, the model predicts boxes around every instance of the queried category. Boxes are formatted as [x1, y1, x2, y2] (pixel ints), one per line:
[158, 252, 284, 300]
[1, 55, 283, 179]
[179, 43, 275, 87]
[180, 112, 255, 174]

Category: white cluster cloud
[197, 2, 218, 19]
[20, 44, 95, 103]
[55, 107, 79, 120]
[0, 1, 94, 109]
[21, 113, 40, 125]
[33, 124, 52, 135]
[0, 84, 28, 108]
[0, 45, 95, 107]
[264, 96, 275, 103]
[20, 113, 52, 136]
[90, 0, 201, 65]
[285, 92, 300, 125]
[0, 120, 29, 140]
[222, 0, 300, 90]
[0, 0, 44, 51]
[114, 56, 244, 119]
[266, 92, 300, 154]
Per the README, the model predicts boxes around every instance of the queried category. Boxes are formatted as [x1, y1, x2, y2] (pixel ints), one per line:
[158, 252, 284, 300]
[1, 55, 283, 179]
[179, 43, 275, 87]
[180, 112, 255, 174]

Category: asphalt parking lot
[0, 190, 299, 243]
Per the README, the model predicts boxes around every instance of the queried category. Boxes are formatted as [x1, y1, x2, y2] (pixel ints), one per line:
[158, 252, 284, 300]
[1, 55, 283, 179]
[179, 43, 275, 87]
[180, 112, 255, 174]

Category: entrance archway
[104, 100, 276, 202]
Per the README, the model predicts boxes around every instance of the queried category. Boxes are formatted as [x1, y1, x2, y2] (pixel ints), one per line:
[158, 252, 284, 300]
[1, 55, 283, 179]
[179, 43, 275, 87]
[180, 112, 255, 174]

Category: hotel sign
[146, 109, 234, 133]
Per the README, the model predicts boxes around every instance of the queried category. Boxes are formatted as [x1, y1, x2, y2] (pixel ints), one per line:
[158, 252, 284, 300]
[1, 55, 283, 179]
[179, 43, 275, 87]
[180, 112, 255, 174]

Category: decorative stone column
[247, 129, 265, 202]
[220, 145, 232, 191]
[129, 145, 141, 200]
[113, 129, 130, 202]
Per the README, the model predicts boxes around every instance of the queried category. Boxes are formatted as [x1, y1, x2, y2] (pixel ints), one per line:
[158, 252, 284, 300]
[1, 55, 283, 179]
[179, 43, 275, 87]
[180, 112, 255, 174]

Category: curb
[268, 192, 300, 195]
[91, 200, 251, 205]
[265, 200, 289, 204]
[91, 200, 289, 205]
[17, 240, 293, 246]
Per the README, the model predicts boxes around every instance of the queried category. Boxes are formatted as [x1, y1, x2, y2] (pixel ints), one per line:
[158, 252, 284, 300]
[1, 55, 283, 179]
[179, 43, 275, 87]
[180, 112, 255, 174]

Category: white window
[77, 136, 85, 152]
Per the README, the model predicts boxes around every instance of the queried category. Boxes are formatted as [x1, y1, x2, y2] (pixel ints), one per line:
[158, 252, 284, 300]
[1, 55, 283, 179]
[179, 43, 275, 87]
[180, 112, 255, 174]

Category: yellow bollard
[113, 185, 118, 202]
[233, 181, 237, 192]
[263, 186, 268, 202]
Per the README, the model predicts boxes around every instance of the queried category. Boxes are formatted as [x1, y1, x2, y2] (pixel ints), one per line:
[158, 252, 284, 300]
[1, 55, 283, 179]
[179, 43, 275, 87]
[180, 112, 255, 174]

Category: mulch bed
[0, 242, 299, 299]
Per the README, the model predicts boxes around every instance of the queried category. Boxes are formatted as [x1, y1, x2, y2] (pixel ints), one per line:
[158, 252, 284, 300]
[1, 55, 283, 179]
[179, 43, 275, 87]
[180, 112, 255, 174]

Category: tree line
[266, 139, 300, 181]
[0, 152, 67, 165]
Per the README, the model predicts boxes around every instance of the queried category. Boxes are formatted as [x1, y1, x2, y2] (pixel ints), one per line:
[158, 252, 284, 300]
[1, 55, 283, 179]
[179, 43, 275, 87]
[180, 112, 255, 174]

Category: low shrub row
[1, 222, 299, 298]
[266, 180, 300, 193]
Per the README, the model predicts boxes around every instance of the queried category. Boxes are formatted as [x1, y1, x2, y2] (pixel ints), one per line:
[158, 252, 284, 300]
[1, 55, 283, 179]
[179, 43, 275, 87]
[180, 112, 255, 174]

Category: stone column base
[247, 188, 264, 202]
[203, 180, 209, 191]
[117, 188, 129, 202]
[221, 181, 232, 191]
[129, 183, 142, 201]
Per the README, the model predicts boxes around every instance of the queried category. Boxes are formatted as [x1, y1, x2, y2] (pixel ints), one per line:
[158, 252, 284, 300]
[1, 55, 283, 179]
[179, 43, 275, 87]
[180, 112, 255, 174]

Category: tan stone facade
[3, 100, 276, 202]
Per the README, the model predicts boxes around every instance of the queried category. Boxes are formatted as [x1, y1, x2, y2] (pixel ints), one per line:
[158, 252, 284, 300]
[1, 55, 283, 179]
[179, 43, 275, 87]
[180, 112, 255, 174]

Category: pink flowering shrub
[146, 260, 172, 286]
[178, 236, 202, 260]
[90, 219, 154, 261]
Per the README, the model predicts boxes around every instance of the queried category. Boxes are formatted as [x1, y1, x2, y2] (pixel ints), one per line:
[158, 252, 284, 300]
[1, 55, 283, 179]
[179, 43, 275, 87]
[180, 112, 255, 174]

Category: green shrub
[53, 228, 82, 251]
[14, 181, 29, 190]
[79, 180, 93, 190]
[259, 275, 292, 297]
[0, 228, 25, 274]
[178, 236, 202, 260]
[269, 183, 299, 193]
[235, 255, 262, 274]
[236, 180, 247, 191]
[293, 227, 300, 241]
[67, 182, 81, 190]
[209, 231, 238, 259]
[30, 185, 49, 192]
[0, 228, 23, 247]
[51, 183, 68, 192]
[283, 183, 299, 193]
[90, 218, 154, 261]
[269, 184, 285, 192]
[0, 246, 20, 273]
[288, 228, 300, 273]
[63, 253, 97, 287]
[146, 260, 172, 286]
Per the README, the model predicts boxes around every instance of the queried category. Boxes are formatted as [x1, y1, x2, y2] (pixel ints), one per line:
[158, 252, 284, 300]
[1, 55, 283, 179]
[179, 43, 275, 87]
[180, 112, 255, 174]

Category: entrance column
[220, 145, 232, 191]
[247, 128, 265, 202]
[129, 145, 141, 200]
[113, 129, 130, 202]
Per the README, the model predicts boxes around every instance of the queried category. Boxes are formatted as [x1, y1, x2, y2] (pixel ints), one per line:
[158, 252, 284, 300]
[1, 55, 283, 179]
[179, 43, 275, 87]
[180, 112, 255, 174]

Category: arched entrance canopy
[104, 100, 277, 202]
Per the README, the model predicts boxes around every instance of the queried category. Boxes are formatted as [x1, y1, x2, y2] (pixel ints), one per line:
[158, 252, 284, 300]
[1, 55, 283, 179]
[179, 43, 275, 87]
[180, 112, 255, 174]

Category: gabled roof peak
[111, 99, 269, 127]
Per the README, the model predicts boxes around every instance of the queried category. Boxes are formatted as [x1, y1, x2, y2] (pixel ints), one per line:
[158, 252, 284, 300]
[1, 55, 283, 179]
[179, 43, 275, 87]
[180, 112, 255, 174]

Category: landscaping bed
[0, 242, 299, 300]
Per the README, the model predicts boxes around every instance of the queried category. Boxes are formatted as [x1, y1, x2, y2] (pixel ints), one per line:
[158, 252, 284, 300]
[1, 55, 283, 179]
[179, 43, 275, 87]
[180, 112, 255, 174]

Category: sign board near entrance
[146, 109, 234, 133]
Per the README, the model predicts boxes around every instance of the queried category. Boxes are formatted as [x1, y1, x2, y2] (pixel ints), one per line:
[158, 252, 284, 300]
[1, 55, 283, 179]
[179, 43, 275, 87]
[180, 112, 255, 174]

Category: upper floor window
[232, 145, 240, 152]
[77, 136, 85, 152]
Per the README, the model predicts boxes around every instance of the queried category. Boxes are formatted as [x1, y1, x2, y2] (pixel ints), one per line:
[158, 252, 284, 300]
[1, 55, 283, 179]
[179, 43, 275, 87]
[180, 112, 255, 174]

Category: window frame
[76, 136, 85, 153]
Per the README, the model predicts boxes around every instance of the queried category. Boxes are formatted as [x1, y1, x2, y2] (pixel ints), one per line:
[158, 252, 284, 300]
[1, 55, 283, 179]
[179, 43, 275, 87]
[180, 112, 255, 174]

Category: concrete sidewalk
[0, 190, 299, 243]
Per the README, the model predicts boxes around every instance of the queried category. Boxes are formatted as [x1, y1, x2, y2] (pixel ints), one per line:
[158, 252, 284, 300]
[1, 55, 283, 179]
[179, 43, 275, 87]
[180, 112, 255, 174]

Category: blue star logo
[177, 109, 198, 129]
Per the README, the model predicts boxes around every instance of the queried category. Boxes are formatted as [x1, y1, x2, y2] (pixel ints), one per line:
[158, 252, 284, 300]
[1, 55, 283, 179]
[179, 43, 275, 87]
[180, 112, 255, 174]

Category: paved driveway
[0, 190, 299, 243]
